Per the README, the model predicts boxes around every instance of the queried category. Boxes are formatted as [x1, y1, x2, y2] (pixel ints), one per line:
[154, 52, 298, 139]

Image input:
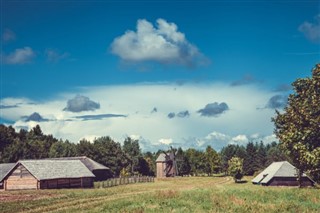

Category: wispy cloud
[2, 47, 35, 64]
[2, 29, 16, 42]
[111, 18, 208, 67]
[45, 49, 69, 62]
[74, 114, 127, 121]
[230, 75, 259, 86]
[298, 14, 320, 43]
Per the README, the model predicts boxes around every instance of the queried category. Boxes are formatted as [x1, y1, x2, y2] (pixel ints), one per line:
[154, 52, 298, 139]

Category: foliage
[272, 64, 320, 186]
[228, 157, 244, 182]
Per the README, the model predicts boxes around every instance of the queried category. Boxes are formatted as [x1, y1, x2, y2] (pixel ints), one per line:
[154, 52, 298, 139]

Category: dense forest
[0, 124, 301, 181]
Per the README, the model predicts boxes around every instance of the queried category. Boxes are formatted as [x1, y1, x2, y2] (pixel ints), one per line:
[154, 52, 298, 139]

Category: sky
[1, 0, 319, 151]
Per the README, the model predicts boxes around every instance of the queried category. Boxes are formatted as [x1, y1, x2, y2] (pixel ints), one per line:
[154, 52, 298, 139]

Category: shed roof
[47, 156, 110, 171]
[252, 161, 312, 184]
[15, 160, 95, 180]
[0, 163, 15, 184]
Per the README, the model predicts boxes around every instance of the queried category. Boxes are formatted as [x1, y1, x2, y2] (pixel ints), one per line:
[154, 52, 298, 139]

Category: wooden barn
[0, 163, 15, 189]
[1, 160, 95, 190]
[252, 161, 315, 187]
[48, 156, 112, 181]
[156, 153, 177, 178]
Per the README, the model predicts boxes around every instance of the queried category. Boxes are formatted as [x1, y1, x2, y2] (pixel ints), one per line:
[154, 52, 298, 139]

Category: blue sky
[1, 0, 319, 151]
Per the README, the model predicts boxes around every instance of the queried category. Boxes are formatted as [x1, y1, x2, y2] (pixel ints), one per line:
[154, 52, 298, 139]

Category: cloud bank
[111, 18, 206, 67]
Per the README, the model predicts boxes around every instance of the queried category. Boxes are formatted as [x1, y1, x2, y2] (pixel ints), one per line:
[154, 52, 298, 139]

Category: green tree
[123, 137, 142, 174]
[272, 64, 320, 186]
[204, 146, 221, 175]
[228, 157, 244, 183]
[243, 142, 257, 175]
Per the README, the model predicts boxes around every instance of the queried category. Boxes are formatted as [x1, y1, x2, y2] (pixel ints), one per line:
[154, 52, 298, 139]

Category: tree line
[1, 124, 294, 179]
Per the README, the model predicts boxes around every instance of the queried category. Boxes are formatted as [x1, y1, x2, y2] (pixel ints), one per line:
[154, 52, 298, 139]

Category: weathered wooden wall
[156, 162, 165, 178]
[4, 165, 38, 190]
[268, 177, 314, 186]
[40, 177, 93, 189]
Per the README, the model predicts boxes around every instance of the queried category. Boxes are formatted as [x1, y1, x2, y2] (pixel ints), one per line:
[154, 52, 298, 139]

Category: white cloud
[1, 82, 279, 151]
[159, 138, 173, 145]
[3, 47, 35, 64]
[111, 18, 206, 66]
[298, 14, 320, 43]
[231, 135, 249, 145]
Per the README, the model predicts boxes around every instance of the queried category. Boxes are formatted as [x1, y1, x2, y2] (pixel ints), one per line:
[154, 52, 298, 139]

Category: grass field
[0, 177, 319, 213]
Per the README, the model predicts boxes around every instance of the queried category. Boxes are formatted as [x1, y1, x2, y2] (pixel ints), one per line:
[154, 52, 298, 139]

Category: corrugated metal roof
[47, 156, 110, 171]
[0, 163, 15, 183]
[252, 161, 308, 184]
[19, 160, 95, 180]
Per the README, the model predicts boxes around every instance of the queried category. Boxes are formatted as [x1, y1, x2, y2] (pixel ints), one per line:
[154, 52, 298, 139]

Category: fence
[95, 176, 154, 188]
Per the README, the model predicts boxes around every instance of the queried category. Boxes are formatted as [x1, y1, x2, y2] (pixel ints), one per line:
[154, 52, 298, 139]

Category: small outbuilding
[48, 156, 112, 181]
[0, 163, 15, 189]
[1, 160, 95, 190]
[252, 161, 315, 187]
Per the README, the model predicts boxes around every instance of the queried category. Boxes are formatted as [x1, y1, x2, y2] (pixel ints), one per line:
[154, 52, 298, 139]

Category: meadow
[0, 177, 319, 213]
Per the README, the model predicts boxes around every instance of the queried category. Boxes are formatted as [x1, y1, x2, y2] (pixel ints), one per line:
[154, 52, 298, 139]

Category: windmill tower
[156, 147, 179, 178]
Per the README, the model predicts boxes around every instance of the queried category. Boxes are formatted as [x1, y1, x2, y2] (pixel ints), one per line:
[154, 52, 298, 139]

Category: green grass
[1, 177, 319, 213]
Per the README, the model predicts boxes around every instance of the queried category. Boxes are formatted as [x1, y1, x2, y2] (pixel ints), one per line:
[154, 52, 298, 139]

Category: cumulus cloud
[63, 95, 100, 112]
[23, 112, 49, 122]
[198, 102, 229, 117]
[2, 29, 16, 42]
[159, 138, 173, 145]
[151, 107, 158, 113]
[167, 112, 175, 119]
[111, 18, 206, 67]
[177, 110, 190, 118]
[45, 49, 69, 62]
[74, 114, 127, 121]
[230, 134, 249, 145]
[3, 47, 35, 64]
[266, 95, 288, 109]
[298, 14, 320, 43]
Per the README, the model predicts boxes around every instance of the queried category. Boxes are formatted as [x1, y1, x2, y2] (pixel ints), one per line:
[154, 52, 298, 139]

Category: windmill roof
[4, 160, 95, 181]
[252, 161, 312, 184]
[156, 153, 166, 162]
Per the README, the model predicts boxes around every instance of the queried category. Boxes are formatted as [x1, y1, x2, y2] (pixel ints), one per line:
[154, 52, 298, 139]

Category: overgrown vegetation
[0, 177, 319, 213]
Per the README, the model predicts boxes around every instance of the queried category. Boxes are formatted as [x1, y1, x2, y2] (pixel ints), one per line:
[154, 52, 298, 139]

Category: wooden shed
[48, 156, 112, 181]
[1, 160, 95, 190]
[252, 161, 315, 187]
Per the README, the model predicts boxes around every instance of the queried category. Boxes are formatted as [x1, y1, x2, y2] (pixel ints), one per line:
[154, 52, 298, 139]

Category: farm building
[1, 160, 95, 190]
[252, 161, 315, 186]
[156, 153, 177, 178]
[47, 156, 112, 181]
[0, 163, 15, 189]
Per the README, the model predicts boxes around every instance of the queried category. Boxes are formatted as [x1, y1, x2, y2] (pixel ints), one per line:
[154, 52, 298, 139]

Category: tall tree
[243, 142, 257, 175]
[204, 146, 221, 175]
[272, 64, 320, 186]
[228, 157, 244, 183]
[123, 137, 142, 174]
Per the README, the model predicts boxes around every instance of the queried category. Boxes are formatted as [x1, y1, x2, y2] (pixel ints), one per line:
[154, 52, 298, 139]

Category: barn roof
[0, 163, 15, 184]
[15, 160, 95, 180]
[252, 161, 313, 184]
[47, 156, 110, 171]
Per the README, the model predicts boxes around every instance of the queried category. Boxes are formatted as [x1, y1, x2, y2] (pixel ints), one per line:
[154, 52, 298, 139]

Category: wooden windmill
[156, 146, 180, 178]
